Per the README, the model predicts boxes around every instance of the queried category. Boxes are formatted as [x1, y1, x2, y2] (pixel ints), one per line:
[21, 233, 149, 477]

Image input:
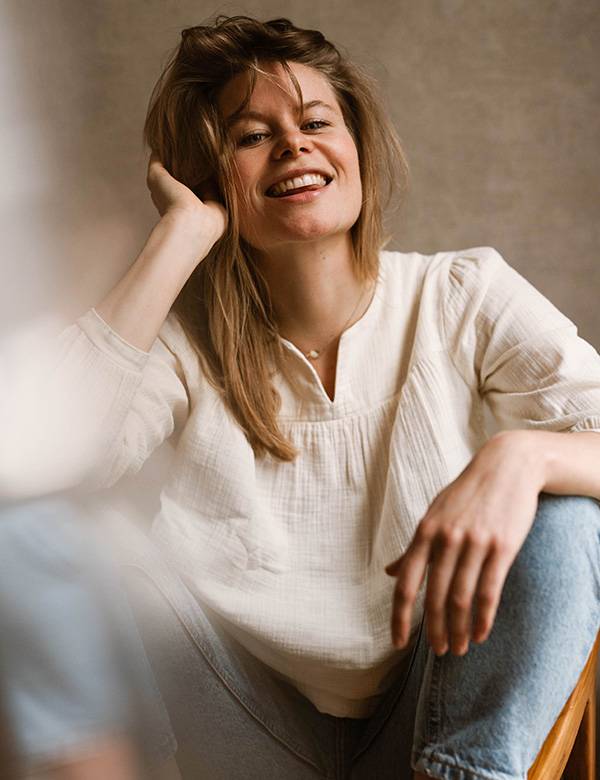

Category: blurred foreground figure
[0, 329, 180, 779]
[0, 500, 137, 779]
[0, 318, 111, 502]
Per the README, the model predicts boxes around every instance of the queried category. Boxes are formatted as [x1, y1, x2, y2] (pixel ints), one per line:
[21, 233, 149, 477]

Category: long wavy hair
[144, 16, 409, 461]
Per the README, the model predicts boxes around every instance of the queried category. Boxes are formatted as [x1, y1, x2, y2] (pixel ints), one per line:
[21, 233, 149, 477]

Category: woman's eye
[302, 119, 330, 131]
[238, 131, 268, 147]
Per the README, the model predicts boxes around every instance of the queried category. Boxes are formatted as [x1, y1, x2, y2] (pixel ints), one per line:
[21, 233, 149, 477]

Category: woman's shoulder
[378, 246, 512, 310]
[385, 246, 578, 354]
[377, 246, 566, 346]
[379, 246, 507, 282]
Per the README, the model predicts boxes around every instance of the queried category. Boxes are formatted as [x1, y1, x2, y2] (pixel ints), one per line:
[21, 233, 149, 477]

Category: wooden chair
[528, 631, 599, 780]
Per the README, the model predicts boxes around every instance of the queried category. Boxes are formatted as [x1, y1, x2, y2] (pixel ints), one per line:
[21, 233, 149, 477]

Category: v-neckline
[278, 262, 383, 406]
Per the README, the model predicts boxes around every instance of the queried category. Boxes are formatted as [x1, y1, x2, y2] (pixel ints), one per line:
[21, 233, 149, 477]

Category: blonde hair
[144, 16, 409, 461]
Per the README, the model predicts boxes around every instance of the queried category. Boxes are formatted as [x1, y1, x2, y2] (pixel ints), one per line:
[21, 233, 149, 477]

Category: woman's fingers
[421, 526, 487, 656]
[146, 155, 200, 213]
[388, 520, 516, 656]
[471, 550, 512, 644]
[446, 541, 489, 655]
[388, 537, 430, 649]
[146, 155, 170, 193]
[422, 535, 463, 655]
[145, 155, 227, 244]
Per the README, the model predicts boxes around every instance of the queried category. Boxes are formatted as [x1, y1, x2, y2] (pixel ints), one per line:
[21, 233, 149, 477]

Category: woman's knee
[519, 494, 600, 575]
[502, 494, 600, 637]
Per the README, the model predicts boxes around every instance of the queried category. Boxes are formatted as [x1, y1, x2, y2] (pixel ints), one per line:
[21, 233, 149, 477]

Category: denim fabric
[1, 495, 599, 779]
[411, 494, 600, 780]
[0, 499, 175, 768]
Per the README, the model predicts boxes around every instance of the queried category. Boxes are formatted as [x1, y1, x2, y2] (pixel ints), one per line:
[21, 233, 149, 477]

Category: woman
[54, 15, 600, 780]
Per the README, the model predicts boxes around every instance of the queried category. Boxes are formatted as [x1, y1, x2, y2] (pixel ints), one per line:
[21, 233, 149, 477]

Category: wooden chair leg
[562, 686, 596, 780]
[528, 631, 599, 780]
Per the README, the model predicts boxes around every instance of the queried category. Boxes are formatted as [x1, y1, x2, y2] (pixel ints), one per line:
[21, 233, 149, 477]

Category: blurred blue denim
[1, 495, 599, 779]
[0, 499, 175, 769]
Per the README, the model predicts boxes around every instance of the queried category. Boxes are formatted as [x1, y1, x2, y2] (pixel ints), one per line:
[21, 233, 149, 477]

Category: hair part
[144, 15, 410, 461]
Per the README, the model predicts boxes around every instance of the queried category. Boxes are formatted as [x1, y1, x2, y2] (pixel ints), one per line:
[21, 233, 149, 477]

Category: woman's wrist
[485, 428, 600, 500]
[481, 430, 547, 495]
[152, 209, 220, 273]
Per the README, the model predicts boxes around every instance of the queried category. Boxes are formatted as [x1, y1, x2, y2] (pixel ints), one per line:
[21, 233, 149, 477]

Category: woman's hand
[95, 157, 227, 352]
[386, 431, 546, 656]
[147, 155, 227, 250]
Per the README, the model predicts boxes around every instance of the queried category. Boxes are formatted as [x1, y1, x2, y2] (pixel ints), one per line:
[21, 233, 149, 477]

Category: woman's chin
[241, 222, 355, 256]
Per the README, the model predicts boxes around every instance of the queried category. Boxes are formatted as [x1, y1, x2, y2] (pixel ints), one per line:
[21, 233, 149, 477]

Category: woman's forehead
[218, 62, 342, 121]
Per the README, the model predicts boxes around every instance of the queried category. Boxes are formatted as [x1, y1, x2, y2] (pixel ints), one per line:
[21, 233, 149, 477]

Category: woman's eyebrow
[227, 111, 268, 128]
[302, 99, 337, 113]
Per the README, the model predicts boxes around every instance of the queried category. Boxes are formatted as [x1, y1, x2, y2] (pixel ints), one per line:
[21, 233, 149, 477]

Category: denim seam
[349, 617, 426, 764]
[414, 656, 509, 780]
[412, 748, 520, 780]
[126, 563, 322, 772]
[428, 652, 443, 744]
[340, 719, 352, 780]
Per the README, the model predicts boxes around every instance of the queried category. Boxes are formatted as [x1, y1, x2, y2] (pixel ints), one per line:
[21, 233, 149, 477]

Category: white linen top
[64, 246, 600, 718]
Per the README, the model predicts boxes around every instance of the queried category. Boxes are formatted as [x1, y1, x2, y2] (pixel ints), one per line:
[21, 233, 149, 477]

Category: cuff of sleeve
[570, 419, 600, 433]
[76, 309, 151, 371]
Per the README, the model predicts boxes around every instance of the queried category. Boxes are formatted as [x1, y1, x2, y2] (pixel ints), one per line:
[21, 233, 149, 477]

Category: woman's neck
[256, 234, 374, 399]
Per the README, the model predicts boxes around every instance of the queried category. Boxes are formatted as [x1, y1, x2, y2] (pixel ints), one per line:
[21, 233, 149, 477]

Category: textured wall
[2, 0, 599, 348]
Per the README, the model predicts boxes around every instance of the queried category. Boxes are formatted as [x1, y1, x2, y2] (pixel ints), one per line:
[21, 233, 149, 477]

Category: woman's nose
[273, 128, 313, 159]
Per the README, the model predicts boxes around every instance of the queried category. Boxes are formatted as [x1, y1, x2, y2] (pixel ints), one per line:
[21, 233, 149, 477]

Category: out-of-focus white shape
[0, 4, 86, 499]
[0, 318, 100, 501]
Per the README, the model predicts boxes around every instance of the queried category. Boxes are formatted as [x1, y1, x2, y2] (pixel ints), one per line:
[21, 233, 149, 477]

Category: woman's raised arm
[96, 156, 227, 352]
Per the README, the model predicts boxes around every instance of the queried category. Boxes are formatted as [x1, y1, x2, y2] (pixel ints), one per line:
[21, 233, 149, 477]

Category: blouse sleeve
[54, 308, 191, 490]
[442, 247, 600, 433]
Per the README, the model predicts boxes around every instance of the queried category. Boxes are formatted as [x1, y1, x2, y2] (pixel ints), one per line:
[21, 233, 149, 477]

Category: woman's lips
[266, 173, 330, 197]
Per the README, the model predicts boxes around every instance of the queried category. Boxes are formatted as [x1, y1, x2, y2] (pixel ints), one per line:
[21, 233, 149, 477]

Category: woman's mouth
[266, 173, 330, 198]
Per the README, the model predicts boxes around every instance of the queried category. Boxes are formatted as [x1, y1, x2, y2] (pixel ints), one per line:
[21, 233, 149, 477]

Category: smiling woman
[22, 13, 600, 780]
[142, 18, 408, 444]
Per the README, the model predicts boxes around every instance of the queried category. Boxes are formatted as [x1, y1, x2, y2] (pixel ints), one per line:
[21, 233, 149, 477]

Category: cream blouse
[65, 247, 600, 718]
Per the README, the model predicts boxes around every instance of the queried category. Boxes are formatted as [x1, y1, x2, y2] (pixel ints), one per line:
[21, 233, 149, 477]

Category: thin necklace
[302, 285, 369, 361]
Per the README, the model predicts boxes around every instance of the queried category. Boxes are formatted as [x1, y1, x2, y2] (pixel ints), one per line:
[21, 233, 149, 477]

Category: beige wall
[3, 0, 599, 347]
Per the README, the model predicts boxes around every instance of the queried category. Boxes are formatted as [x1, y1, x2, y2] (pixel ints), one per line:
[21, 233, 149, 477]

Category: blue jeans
[0, 499, 175, 769]
[1, 495, 599, 779]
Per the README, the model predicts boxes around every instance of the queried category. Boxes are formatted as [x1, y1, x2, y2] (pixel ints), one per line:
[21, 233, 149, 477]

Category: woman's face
[218, 61, 363, 255]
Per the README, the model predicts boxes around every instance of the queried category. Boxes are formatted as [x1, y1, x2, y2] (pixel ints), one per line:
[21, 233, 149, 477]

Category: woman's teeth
[268, 173, 328, 197]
